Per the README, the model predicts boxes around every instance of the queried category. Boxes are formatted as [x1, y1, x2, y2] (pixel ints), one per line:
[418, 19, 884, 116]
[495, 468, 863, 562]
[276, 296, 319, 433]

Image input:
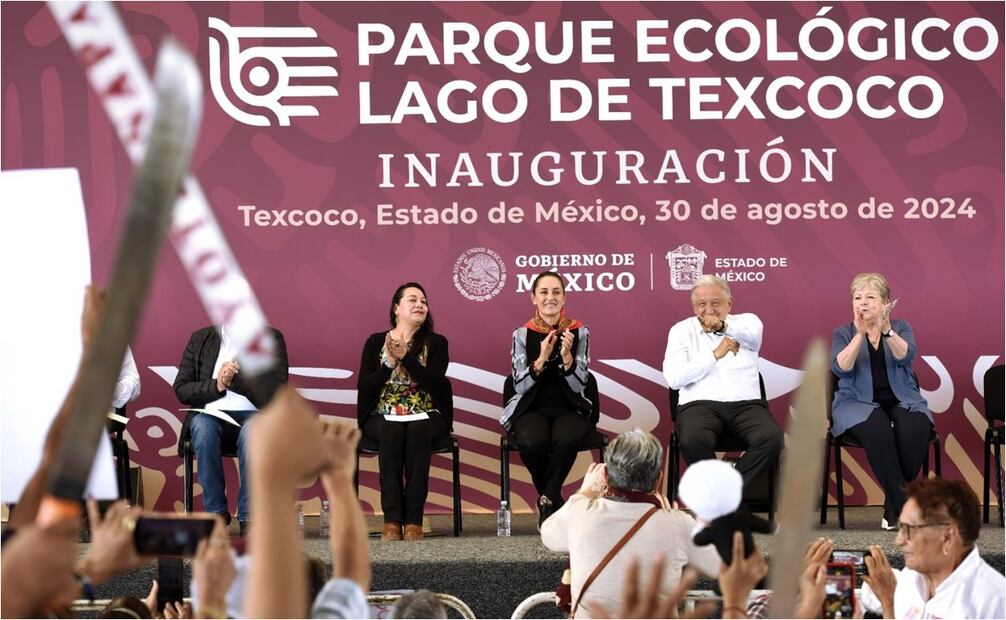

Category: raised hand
[320, 421, 362, 484]
[249, 387, 327, 486]
[192, 518, 235, 617]
[1, 520, 81, 617]
[595, 560, 714, 619]
[577, 462, 607, 498]
[863, 545, 897, 617]
[77, 499, 150, 585]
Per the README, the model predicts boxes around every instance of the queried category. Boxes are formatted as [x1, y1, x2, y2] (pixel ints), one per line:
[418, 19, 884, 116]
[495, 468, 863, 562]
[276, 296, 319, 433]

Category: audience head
[389, 282, 434, 336]
[99, 595, 152, 619]
[690, 274, 732, 322]
[392, 589, 447, 619]
[605, 429, 663, 493]
[530, 271, 566, 324]
[897, 478, 981, 572]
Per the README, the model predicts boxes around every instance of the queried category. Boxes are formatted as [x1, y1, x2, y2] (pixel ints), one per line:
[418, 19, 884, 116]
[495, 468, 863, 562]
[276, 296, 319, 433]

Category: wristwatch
[881, 329, 895, 338]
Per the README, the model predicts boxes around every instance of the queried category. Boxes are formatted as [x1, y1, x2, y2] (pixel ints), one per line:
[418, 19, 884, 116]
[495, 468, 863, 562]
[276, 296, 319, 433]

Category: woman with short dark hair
[358, 283, 451, 541]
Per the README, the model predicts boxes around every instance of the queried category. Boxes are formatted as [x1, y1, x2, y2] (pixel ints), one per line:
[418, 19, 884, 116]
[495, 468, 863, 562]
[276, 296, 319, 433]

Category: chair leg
[183, 449, 194, 514]
[452, 443, 462, 537]
[672, 439, 681, 504]
[923, 446, 930, 478]
[820, 436, 832, 525]
[500, 438, 510, 505]
[933, 435, 942, 477]
[834, 441, 846, 530]
[354, 452, 360, 497]
[994, 438, 1004, 528]
[666, 436, 675, 499]
[984, 432, 992, 524]
[767, 461, 775, 523]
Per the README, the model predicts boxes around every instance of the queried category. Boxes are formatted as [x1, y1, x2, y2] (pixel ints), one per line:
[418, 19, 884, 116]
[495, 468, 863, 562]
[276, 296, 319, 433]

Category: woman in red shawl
[502, 271, 596, 526]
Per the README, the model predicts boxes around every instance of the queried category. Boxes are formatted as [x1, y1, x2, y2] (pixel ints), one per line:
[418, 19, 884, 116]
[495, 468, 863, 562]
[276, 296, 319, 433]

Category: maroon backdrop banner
[2, 1, 1003, 515]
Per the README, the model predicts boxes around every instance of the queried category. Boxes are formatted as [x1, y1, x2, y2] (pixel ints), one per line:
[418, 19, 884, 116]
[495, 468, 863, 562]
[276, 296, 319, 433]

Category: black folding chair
[982, 365, 1004, 526]
[820, 372, 943, 530]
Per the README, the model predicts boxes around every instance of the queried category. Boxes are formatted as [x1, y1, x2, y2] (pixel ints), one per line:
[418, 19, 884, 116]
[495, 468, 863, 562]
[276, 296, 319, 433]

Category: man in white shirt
[662, 274, 782, 489]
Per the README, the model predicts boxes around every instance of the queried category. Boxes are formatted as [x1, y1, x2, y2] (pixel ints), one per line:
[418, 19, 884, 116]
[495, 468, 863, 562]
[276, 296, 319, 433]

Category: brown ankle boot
[403, 524, 424, 541]
[381, 521, 403, 541]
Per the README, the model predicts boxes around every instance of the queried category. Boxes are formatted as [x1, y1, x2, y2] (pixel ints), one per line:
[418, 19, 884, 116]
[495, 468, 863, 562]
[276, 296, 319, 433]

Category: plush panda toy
[677, 459, 774, 564]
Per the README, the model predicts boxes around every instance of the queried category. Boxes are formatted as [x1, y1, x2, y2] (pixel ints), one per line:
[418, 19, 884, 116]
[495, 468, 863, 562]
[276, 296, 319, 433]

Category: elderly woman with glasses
[540, 429, 720, 619]
[831, 272, 932, 530]
[859, 478, 1005, 619]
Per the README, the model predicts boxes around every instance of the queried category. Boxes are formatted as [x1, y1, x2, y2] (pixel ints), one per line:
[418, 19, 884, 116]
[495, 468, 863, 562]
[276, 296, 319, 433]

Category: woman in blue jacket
[831, 273, 932, 530]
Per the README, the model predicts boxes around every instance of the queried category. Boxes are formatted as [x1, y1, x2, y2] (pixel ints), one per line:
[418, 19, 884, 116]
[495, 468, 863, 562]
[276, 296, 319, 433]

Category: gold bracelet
[198, 606, 227, 619]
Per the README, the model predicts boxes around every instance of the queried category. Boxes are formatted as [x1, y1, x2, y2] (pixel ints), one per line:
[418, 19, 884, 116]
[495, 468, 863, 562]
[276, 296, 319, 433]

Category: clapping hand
[385, 332, 407, 364]
[880, 298, 898, 333]
[559, 330, 574, 355]
[216, 360, 239, 392]
[540, 330, 559, 358]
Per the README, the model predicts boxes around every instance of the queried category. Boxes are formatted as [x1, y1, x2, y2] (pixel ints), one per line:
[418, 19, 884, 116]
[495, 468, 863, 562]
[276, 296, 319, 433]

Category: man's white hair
[690, 274, 731, 302]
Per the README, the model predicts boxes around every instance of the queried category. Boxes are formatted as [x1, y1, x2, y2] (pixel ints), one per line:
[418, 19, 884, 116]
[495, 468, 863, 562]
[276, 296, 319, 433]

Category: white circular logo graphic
[453, 247, 506, 301]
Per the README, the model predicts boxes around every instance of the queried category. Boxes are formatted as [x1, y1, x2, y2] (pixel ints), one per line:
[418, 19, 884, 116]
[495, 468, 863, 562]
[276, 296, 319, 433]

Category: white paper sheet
[382, 413, 430, 422]
[0, 168, 119, 502]
[179, 408, 241, 427]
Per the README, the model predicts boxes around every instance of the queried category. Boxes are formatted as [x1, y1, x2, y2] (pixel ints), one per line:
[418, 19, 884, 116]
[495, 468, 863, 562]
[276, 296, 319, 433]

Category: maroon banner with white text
[2, 1, 1003, 515]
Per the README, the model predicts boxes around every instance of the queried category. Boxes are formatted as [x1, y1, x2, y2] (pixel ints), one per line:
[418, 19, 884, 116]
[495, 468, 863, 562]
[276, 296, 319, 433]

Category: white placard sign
[0, 168, 118, 502]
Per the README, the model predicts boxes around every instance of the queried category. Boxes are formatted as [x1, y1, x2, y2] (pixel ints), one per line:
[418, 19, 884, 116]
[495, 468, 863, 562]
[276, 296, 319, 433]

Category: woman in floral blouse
[357, 282, 451, 541]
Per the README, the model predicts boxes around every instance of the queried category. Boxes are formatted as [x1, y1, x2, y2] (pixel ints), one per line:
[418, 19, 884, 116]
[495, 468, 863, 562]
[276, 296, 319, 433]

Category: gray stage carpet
[79, 507, 1005, 619]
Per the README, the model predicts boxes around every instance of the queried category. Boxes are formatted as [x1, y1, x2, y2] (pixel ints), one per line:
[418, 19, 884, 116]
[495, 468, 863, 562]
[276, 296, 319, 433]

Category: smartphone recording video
[133, 516, 216, 557]
[831, 549, 868, 578]
[822, 562, 857, 619]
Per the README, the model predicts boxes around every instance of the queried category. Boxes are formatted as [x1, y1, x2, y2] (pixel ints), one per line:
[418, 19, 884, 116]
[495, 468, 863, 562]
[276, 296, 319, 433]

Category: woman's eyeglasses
[897, 522, 951, 540]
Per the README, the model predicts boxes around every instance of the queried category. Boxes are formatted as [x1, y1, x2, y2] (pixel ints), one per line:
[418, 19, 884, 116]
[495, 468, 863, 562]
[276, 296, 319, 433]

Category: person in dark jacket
[502, 271, 595, 526]
[173, 325, 288, 533]
[358, 283, 450, 541]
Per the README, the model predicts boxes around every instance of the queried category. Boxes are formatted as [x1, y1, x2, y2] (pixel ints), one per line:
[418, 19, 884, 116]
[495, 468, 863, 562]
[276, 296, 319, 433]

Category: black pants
[676, 400, 783, 487]
[362, 414, 449, 525]
[844, 405, 932, 520]
[511, 407, 595, 504]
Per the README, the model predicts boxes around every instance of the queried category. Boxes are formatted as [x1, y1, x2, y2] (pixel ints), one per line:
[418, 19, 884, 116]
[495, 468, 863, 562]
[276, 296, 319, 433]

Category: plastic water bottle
[297, 502, 305, 537]
[496, 500, 511, 537]
[319, 499, 330, 538]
